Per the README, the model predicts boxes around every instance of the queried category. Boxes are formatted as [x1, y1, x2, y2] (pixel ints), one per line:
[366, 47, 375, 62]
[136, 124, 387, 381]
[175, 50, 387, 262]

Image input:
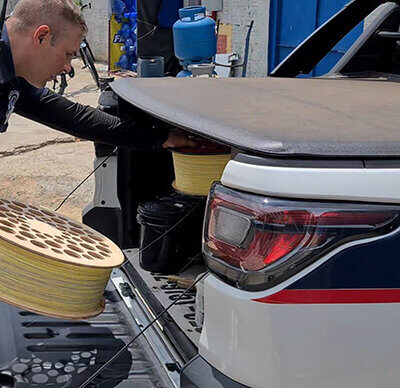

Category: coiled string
[0, 239, 110, 318]
[172, 151, 231, 196]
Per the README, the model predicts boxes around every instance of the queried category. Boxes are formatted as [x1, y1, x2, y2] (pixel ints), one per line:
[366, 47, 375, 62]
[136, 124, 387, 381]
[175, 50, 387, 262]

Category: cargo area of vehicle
[0, 280, 179, 387]
[121, 250, 206, 353]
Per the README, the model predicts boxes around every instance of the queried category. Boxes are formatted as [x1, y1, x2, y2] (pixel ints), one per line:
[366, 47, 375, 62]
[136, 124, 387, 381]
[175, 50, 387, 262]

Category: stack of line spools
[0, 198, 124, 319]
[171, 139, 231, 196]
[136, 139, 231, 275]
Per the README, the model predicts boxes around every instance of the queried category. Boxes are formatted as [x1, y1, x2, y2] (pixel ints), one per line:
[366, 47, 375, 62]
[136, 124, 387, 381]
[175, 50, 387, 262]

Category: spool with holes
[0, 198, 124, 320]
[171, 141, 231, 197]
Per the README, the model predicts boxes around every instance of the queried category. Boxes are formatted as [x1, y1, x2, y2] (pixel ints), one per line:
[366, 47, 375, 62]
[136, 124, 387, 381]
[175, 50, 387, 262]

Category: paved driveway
[0, 59, 105, 221]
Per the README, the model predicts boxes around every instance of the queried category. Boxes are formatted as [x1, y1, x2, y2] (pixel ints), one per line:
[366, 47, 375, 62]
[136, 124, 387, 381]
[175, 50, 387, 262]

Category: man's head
[6, 0, 88, 87]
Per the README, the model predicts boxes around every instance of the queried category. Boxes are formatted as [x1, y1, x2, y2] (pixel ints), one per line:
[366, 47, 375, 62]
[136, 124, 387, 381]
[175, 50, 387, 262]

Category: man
[0, 0, 194, 149]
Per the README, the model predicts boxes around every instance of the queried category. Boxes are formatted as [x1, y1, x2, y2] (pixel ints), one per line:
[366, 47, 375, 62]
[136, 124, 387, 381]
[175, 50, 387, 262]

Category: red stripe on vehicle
[253, 289, 400, 304]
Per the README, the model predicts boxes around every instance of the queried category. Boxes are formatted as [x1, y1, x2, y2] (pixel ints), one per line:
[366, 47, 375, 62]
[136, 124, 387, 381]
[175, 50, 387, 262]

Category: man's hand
[162, 128, 198, 149]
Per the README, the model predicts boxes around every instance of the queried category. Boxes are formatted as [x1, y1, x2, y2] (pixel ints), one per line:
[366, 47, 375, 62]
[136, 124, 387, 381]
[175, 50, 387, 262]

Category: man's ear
[33, 25, 51, 47]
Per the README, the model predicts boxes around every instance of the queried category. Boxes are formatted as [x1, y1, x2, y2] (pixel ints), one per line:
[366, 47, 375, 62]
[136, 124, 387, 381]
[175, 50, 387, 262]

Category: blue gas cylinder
[173, 6, 217, 67]
[176, 69, 192, 77]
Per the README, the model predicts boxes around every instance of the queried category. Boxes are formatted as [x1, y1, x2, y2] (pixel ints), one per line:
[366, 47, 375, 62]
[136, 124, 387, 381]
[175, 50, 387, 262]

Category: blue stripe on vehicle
[287, 231, 400, 289]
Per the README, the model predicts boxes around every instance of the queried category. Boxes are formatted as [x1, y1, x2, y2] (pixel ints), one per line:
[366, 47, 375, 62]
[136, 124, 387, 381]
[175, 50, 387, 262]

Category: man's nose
[62, 62, 72, 74]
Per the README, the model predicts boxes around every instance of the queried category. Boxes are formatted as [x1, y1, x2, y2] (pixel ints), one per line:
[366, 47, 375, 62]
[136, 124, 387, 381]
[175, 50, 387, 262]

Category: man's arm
[14, 78, 170, 149]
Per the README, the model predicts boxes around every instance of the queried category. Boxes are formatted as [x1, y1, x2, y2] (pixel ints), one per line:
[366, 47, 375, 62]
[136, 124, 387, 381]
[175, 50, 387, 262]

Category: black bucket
[137, 193, 205, 274]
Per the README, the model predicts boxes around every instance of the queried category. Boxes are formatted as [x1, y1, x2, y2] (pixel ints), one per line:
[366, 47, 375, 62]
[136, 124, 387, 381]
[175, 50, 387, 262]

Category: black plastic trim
[363, 159, 400, 168]
[0, 283, 170, 387]
[181, 355, 250, 388]
[234, 153, 400, 169]
[234, 153, 365, 168]
[82, 206, 122, 246]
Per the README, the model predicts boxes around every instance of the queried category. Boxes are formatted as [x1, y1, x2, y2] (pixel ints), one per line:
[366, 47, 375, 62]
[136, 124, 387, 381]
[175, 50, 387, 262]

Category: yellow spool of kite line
[172, 142, 231, 196]
[0, 198, 124, 320]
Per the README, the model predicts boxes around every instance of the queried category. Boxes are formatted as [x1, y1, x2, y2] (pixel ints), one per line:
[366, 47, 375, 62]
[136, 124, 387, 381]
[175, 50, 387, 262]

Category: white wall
[82, 0, 110, 62]
[218, 0, 270, 77]
[7, 0, 109, 63]
[76, 2, 271, 75]
[6, 0, 19, 14]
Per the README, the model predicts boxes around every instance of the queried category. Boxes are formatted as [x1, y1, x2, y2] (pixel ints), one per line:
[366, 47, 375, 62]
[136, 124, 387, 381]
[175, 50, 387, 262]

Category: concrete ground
[0, 59, 108, 221]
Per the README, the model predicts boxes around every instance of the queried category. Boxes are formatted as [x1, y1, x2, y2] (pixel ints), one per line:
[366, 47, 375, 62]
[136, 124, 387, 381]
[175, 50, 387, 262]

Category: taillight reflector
[203, 184, 399, 290]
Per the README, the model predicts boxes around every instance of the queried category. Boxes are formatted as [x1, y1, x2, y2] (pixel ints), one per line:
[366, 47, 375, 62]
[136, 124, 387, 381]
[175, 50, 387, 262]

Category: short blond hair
[11, 0, 88, 43]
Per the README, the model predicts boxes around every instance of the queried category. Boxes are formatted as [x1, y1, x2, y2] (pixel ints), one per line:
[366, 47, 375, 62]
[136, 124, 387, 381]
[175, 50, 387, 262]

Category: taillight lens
[203, 184, 400, 290]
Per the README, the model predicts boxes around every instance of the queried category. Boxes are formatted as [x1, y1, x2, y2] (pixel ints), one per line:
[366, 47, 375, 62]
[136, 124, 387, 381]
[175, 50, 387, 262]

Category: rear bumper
[181, 355, 249, 388]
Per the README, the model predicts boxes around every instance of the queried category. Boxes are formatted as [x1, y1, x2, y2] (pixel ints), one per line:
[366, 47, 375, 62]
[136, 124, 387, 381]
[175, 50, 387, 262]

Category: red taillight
[317, 211, 394, 226]
[263, 233, 310, 265]
[207, 207, 325, 271]
[203, 184, 399, 289]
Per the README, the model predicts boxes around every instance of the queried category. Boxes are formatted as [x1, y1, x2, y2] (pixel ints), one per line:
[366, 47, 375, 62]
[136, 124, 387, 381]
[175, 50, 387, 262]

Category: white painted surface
[7, 0, 109, 62]
[203, 0, 223, 12]
[199, 272, 400, 388]
[217, 0, 270, 77]
[6, 0, 18, 14]
[92, 156, 121, 208]
[222, 160, 400, 204]
[81, 0, 110, 62]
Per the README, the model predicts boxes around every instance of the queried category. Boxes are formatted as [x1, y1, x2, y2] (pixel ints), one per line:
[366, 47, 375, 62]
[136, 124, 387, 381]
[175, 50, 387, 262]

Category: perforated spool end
[0, 198, 124, 269]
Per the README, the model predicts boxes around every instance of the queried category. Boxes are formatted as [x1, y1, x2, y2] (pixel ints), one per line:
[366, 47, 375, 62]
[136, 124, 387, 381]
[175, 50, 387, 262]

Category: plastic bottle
[113, 0, 138, 71]
[116, 53, 131, 70]
[112, 0, 127, 22]
[124, 12, 137, 20]
[119, 23, 132, 40]
[124, 38, 136, 54]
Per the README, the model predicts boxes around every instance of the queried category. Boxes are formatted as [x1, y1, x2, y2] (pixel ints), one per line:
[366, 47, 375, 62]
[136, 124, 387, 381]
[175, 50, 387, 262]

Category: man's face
[30, 22, 82, 88]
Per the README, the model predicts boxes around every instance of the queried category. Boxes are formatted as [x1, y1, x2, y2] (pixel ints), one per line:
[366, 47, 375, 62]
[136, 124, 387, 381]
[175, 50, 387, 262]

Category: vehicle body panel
[222, 157, 400, 203]
[200, 273, 400, 388]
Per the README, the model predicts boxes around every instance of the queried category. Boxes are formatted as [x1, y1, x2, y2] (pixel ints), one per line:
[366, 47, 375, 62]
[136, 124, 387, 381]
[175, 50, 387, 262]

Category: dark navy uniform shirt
[0, 26, 169, 149]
